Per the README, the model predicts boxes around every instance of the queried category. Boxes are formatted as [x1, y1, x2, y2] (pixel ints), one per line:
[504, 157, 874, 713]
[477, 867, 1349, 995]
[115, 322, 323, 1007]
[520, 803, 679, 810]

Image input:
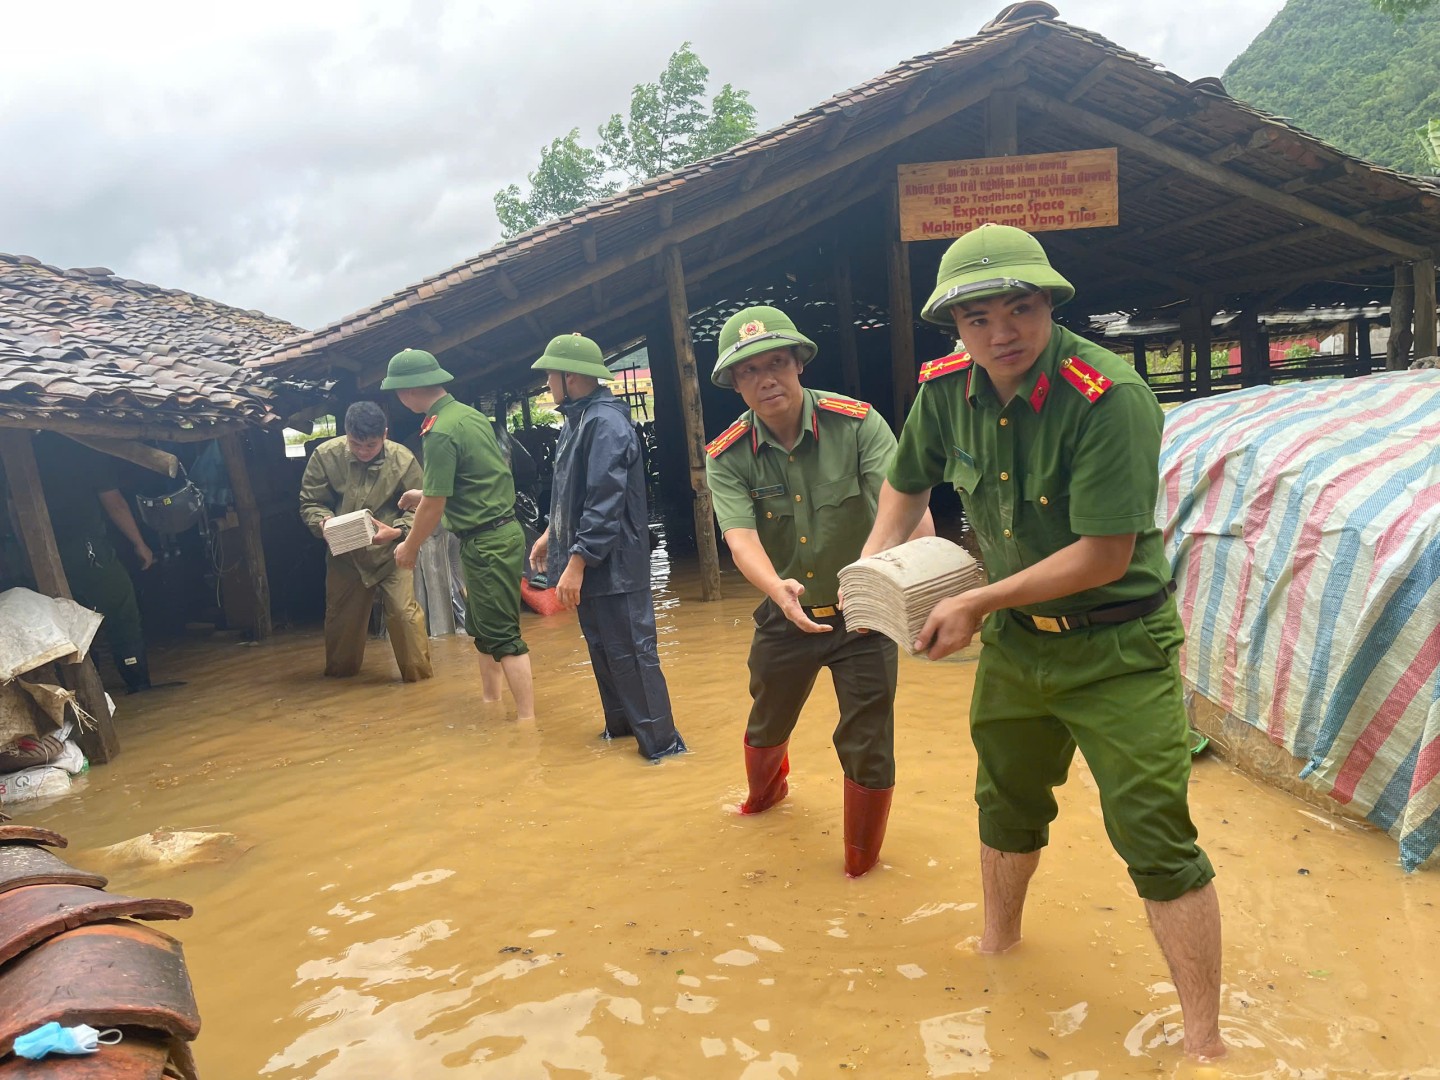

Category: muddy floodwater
[22, 549, 1440, 1080]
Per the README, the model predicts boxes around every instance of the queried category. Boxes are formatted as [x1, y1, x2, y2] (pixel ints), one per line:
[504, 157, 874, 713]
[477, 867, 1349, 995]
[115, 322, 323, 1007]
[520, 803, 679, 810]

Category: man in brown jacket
[299, 401, 433, 682]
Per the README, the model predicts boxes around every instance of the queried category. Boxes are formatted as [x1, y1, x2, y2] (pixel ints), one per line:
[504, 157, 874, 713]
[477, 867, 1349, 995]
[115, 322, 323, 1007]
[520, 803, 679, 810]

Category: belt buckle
[809, 605, 837, 618]
[1030, 615, 1064, 633]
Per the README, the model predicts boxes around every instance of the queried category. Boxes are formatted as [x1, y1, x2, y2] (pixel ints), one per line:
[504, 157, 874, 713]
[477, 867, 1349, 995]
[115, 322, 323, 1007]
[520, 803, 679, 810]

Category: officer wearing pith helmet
[527, 334, 686, 761]
[705, 304, 933, 877]
[862, 224, 1225, 1060]
[382, 348, 536, 720]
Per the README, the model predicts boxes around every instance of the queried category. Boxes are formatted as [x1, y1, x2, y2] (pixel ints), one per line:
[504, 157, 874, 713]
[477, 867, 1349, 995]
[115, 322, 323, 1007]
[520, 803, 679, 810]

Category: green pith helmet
[379, 348, 454, 390]
[711, 305, 818, 389]
[530, 333, 612, 380]
[920, 223, 1075, 327]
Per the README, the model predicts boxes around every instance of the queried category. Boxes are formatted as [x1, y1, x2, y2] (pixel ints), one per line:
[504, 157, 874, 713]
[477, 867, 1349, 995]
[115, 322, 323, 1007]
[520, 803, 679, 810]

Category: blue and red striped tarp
[1159, 372, 1440, 871]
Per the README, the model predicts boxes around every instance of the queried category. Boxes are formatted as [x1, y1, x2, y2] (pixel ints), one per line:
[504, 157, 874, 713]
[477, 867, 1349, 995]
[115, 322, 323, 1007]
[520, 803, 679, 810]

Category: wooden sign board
[897, 148, 1119, 243]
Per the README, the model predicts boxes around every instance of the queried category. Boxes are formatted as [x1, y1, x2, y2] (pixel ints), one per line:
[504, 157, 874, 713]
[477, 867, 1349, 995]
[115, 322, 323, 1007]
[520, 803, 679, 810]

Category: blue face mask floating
[12, 1022, 123, 1059]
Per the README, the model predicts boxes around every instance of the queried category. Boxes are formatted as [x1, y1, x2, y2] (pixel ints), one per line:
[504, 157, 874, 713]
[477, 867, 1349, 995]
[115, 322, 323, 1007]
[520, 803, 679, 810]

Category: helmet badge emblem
[738, 319, 767, 341]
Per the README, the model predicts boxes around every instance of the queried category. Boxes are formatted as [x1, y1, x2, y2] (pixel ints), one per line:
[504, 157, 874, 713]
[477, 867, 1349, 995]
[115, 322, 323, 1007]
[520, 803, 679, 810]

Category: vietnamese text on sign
[897, 148, 1119, 243]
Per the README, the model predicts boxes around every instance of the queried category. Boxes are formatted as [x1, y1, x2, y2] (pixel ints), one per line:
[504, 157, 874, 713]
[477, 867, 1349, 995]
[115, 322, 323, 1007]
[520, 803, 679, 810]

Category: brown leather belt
[1011, 580, 1176, 634]
[804, 604, 839, 618]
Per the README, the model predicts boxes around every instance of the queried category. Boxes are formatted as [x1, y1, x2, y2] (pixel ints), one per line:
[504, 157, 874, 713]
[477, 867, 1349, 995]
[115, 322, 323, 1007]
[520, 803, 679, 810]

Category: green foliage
[508, 407, 561, 432]
[1285, 341, 1319, 359]
[1419, 117, 1440, 171]
[494, 44, 757, 239]
[1225, 0, 1440, 176]
[1372, 0, 1435, 18]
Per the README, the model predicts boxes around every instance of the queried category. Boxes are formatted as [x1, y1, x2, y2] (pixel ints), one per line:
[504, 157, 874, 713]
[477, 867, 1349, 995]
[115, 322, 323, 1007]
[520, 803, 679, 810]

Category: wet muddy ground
[20, 550, 1440, 1079]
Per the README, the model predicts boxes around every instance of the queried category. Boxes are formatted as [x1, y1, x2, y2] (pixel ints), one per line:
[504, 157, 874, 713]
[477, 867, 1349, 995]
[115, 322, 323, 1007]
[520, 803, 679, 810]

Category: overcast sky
[1, 0, 1285, 331]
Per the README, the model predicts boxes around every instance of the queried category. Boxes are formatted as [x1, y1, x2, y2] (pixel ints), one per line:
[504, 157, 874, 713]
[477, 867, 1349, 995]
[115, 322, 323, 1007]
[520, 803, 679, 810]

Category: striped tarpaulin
[1158, 372, 1440, 871]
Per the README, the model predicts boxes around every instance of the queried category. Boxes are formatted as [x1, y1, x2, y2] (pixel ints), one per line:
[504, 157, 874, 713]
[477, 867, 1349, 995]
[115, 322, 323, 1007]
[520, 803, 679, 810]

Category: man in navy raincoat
[528, 334, 687, 761]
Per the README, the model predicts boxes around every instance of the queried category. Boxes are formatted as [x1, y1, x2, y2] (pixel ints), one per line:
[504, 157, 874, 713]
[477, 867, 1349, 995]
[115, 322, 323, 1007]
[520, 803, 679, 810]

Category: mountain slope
[1224, 0, 1440, 176]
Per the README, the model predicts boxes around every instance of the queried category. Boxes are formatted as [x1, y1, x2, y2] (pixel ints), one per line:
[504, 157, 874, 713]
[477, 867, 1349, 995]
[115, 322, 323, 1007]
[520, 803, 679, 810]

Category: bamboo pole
[660, 246, 722, 602]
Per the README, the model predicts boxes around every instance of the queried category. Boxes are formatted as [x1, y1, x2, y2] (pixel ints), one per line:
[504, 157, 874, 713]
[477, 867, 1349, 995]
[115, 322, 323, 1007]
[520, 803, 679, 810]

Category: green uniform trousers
[971, 598, 1214, 902]
[458, 520, 528, 660]
[63, 546, 144, 664]
[324, 555, 433, 682]
[746, 598, 898, 789]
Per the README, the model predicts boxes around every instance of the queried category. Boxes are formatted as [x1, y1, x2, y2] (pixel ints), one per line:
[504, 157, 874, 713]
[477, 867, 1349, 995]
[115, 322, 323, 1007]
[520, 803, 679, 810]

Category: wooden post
[521, 393, 533, 430]
[1388, 262, 1415, 370]
[660, 246, 722, 602]
[0, 428, 119, 764]
[1356, 313, 1373, 375]
[831, 249, 862, 398]
[1195, 297, 1213, 396]
[218, 433, 273, 640]
[1131, 336, 1148, 381]
[886, 185, 917, 428]
[1414, 258, 1437, 361]
[1181, 340, 1194, 398]
[1237, 309, 1262, 387]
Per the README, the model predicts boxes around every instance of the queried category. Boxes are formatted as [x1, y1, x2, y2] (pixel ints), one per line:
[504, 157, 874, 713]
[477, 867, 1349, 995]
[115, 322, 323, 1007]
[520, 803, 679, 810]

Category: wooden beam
[580, 224, 598, 264]
[886, 184, 916, 426]
[1278, 162, 1349, 194]
[660, 247, 722, 602]
[1388, 262, 1415, 370]
[0, 429, 119, 764]
[821, 109, 859, 152]
[522, 312, 547, 340]
[1200, 253, 1396, 296]
[1415, 258, 1438, 359]
[406, 311, 444, 336]
[1095, 200, 1232, 254]
[657, 196, 675, 228]
[0, 416, 252, 443]
[901, 71, 939, 116]
[1018, 89, 1431, 261]
[831, 248, 862, 398]
[1062, 56, 1118, 103]
[218, 434, 273, 640]
[1185, 224, 1325, 268]
[1205, 128, 1277, 165]
[738, 157, 768, 193]
[421, 61, 1034, 358]
[985, 90, 1019, 155]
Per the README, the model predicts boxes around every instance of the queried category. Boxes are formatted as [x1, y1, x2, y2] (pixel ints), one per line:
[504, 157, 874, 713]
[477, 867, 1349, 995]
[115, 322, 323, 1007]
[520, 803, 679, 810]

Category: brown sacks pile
[0, 823, 200, 1078]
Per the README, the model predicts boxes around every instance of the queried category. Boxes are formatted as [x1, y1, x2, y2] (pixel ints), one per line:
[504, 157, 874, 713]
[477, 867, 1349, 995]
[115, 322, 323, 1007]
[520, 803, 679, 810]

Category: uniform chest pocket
[945, 457, 981, 497]
[1022, 476, 1073, 549]
[752, 492, 796, 525]
[811, 475, 861, 510]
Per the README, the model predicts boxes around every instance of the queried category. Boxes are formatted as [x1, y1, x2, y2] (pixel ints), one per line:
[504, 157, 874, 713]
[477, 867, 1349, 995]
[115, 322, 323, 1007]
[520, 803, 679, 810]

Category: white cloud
[0, 0, 1286, 330]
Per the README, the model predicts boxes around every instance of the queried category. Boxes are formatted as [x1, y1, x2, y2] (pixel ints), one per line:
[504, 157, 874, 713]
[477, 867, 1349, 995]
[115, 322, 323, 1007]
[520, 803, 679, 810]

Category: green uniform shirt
[889, 324, 1170, 617]
[420, 394, 516, 534]
[706, 388, 897, 608]
[298, 436, 423, 589]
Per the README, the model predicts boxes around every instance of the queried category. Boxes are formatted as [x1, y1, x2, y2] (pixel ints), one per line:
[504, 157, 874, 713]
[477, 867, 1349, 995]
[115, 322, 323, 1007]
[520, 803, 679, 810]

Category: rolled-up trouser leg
[323, 557, 375, 677]
[377, 560, 433, 681]
[577, 591, 685, 759]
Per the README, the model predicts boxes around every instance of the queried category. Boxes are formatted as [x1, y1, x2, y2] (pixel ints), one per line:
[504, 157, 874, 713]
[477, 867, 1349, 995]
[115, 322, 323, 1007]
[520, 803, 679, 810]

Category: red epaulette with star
[815, 396, 872, 420]
[1058, 356, 1113, 403]
[420, 415, 437, 435]
[706, 418, 751, 458]
[918, 351, 973, 384]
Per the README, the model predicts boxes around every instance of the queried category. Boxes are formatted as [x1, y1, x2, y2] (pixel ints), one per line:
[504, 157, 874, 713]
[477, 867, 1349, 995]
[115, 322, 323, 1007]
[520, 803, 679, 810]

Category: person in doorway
[861, 223, 1224, 1059]
[527, 334, 686, 761]
[34, 432, 164, 693]
[704, 305, 932, 876]
[383, 349, 536, 720]
[299, 401, 432, 682]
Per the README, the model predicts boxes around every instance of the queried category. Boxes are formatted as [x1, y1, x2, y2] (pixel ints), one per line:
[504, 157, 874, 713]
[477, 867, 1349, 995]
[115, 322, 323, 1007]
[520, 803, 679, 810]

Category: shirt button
[1003, 528, 1013, 538]
[800, 536, 808, 544]
[794, 495, 802, 503]
[765, 511, 774, 519]
[1039, 496, 1049, 506]
[1000, 471, 1009, 481]
[789, 455, 795, 462]
[806, 571, 814, 578]
[999, 418, 1009, 427]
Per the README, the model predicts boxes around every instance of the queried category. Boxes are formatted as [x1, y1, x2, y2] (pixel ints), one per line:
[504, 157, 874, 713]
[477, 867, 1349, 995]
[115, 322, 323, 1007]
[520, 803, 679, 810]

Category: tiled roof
[0, 255, 307, 434]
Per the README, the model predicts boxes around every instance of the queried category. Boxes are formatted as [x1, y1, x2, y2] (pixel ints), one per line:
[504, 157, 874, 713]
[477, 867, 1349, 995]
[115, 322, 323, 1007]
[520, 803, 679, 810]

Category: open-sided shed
[245, 1, 1440, 599]
[0, 254, 313, 761]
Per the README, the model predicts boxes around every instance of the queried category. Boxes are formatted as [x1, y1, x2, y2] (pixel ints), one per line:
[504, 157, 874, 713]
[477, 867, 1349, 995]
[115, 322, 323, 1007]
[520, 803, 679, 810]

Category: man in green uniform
[299, 401, 432, 682]
[383, 349, 535, 720]
[862, 224, 1224, 1060]
[705, 305, 932, 877]
[34, 432, 158, 693]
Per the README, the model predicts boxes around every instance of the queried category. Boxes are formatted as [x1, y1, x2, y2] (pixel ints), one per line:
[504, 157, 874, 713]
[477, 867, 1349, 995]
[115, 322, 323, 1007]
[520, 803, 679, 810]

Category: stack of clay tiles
[839, 536, 985, 658]
[0, 820, 200, 1077]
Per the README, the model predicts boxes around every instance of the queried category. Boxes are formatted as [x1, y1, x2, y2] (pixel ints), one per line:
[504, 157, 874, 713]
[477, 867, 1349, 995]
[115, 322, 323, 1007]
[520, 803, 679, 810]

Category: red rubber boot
[740, 739, 790, 815]
[843, 778, 894, 877]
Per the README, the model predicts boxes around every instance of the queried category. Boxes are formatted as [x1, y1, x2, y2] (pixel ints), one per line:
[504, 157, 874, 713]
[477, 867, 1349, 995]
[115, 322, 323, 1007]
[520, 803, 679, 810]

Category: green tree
[1420, 117, 1440, 171]
[1372, 0, 1435, 18]
[494, 129, 613, 240]
[494, 44, 757, 239]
